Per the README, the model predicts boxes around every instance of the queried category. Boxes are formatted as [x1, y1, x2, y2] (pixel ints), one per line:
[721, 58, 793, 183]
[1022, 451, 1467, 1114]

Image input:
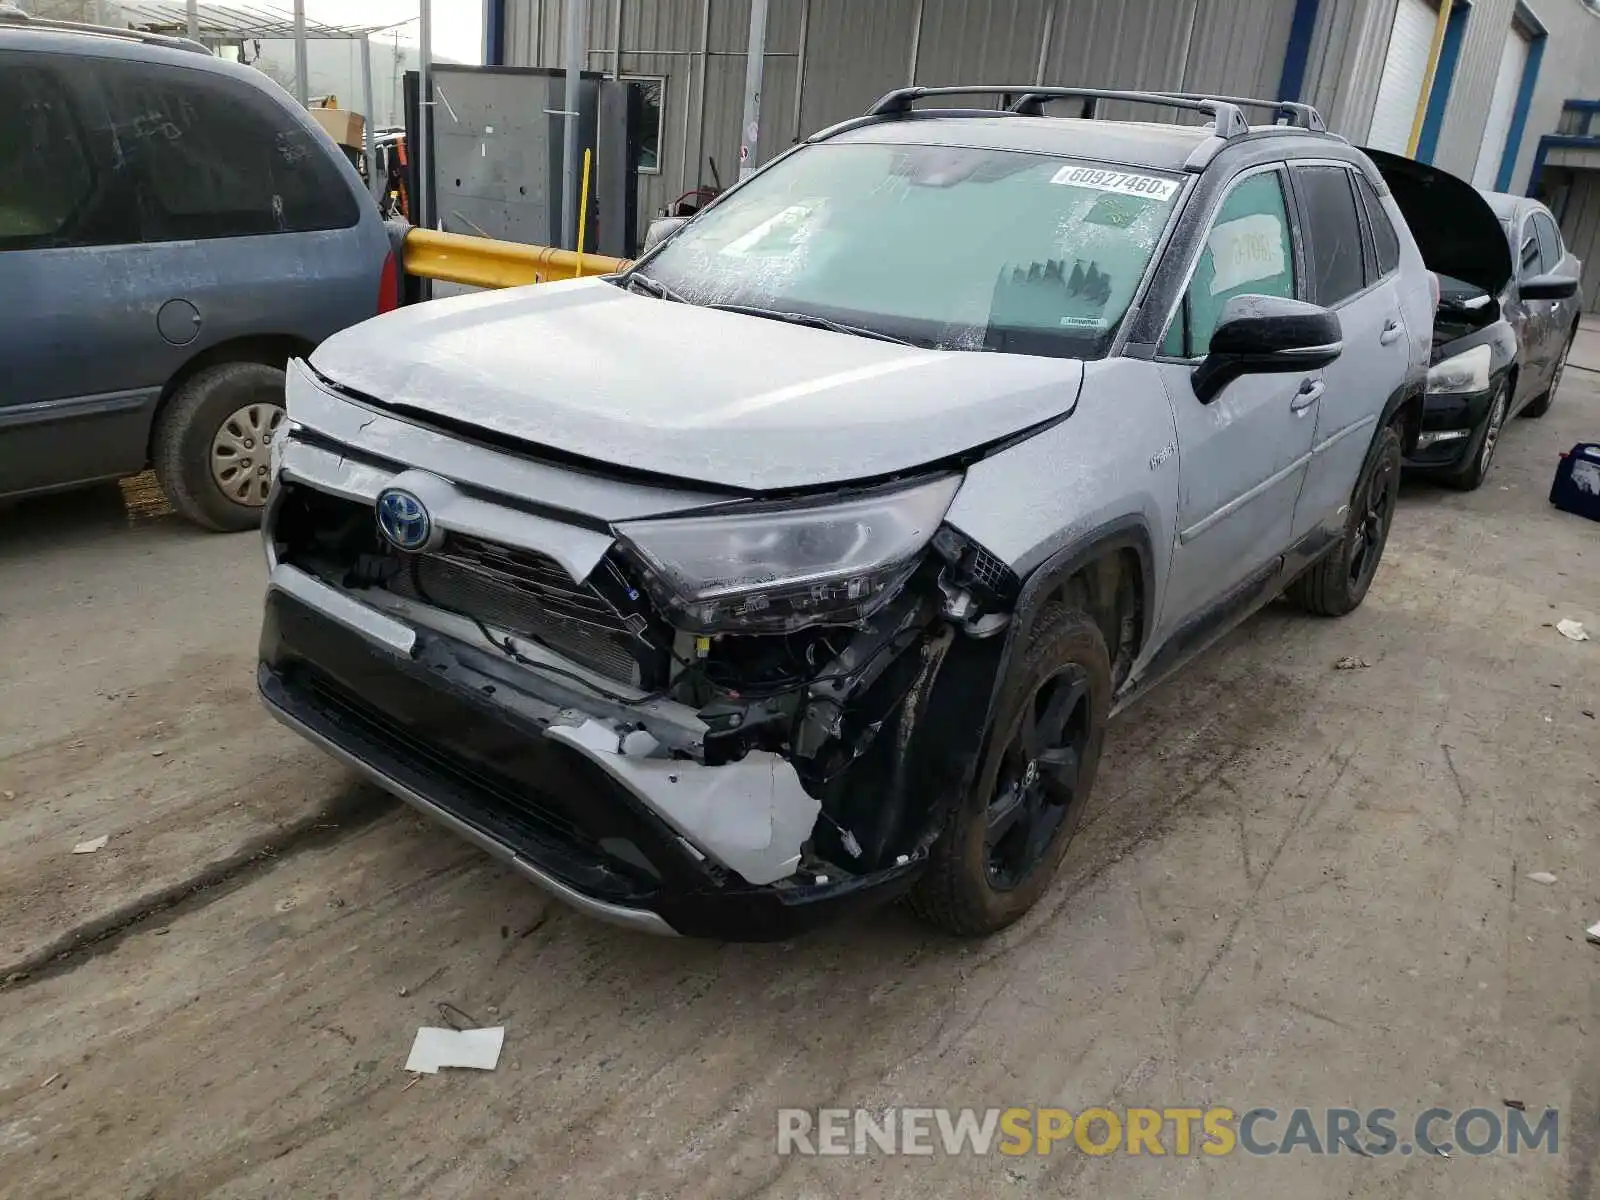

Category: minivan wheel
[153, 362, 287, 531]
[1286, 422, 1402, 616]
[909, 604, 1110, 936]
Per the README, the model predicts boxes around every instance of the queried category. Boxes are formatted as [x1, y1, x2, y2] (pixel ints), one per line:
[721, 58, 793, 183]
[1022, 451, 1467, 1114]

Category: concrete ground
[0, 373, 1596, 1199]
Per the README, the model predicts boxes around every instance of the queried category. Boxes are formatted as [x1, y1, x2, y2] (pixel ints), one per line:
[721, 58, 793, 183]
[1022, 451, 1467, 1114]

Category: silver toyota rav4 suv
[259, 87, 1433, 939]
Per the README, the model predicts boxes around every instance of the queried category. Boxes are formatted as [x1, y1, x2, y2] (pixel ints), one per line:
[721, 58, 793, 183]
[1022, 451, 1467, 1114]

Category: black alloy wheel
[983, 665, 1092, 891]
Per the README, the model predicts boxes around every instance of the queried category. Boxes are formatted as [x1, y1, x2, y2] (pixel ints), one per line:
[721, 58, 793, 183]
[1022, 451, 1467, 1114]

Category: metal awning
[120, 1, 389, 40]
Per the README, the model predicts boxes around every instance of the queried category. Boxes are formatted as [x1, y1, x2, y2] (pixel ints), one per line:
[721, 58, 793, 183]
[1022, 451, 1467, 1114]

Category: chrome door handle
[1379, 318, 1403, 345]
[1290, 378, 1324, 413]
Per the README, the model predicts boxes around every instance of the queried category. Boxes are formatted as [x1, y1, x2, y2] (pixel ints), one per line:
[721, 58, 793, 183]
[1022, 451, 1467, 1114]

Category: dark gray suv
[0, 16, 395, 529]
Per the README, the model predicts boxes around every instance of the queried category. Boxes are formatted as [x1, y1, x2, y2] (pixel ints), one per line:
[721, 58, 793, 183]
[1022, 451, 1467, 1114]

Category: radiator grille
[390, 535, 643, 685]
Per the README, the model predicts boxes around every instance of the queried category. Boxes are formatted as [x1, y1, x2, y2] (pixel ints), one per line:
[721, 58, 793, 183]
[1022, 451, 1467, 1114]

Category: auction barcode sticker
[1050, 165, 1180, 201]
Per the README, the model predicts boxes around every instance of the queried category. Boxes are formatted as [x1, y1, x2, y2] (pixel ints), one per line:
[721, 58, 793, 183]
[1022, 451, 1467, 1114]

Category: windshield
[637, 142, 1184, 358]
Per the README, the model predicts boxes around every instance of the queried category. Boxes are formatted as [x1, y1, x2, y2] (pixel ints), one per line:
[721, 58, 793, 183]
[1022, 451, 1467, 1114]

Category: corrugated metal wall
[1301, 0, 1600, 192]
[502, 0, 1600, 240]
[1553, 169, 1600, 310]
[1430, 0, 1520, 179]
[1507, 0, 1600, 195]
[505, 0, 1295, 235]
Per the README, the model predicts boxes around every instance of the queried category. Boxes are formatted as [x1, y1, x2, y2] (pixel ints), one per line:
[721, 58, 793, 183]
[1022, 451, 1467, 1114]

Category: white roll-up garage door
[1367, 0, 1436, 154]
[1472, 30, 1530, 188]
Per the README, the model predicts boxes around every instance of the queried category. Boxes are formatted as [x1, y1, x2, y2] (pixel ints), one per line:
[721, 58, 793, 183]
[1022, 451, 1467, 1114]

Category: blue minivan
[0, 14, 396, 529]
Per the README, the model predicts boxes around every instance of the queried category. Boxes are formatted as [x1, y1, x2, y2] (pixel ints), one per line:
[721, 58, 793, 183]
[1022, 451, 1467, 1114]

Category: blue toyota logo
[375, 488, 432, 551]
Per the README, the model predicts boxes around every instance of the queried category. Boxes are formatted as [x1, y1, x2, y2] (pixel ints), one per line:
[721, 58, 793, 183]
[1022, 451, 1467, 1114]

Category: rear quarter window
[92, 57, 360, 242]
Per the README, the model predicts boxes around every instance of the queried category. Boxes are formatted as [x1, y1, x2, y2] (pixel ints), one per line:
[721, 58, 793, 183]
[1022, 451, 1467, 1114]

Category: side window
[93, 59, 360, 242]
[1354, 173, 1401, 277]
[1532, 212, 1563, 274]
[0, 54, 95, 249]
[1519, 218, 1542, 278]
[1294, 165, 1367, 306]
[1161, 171, 1295, 358]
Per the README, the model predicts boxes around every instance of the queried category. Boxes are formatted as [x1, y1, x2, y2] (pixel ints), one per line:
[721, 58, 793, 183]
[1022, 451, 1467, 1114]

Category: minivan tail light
[377, 249, 400, 314]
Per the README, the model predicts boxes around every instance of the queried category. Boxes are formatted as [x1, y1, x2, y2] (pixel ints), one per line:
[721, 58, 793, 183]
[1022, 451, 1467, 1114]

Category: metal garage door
[1367, 0, 1436, 154]
[1553, 170, 1600, 311]
[1472, 30, 1530, 187]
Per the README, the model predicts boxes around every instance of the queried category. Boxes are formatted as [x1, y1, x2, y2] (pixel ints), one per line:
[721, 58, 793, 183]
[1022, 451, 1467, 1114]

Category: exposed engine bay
[268, 481, 1021, 878]
[1432, 273, 1500, 349]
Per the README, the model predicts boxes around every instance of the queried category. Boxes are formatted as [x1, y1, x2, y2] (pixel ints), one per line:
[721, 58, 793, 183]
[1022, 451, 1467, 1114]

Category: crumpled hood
[310, 278, 1085, 491]
[1361, 148, 1513, 298]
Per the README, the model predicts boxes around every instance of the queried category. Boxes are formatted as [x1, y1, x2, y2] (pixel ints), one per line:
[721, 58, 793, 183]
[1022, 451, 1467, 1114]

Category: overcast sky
[305, 1, 483, 64]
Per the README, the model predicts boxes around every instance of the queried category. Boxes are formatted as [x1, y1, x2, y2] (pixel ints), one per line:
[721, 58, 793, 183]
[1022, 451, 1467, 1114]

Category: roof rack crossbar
[866, 85, 1249, 138]
[1151, 92, 1327, 132]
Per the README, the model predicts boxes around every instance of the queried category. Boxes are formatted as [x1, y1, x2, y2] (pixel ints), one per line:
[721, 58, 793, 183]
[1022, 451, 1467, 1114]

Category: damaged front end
[259, 370, 1019, 938]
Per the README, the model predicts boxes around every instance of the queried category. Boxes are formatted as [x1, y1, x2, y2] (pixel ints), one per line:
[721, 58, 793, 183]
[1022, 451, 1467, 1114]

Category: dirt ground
[1, 368, 1597, 1199]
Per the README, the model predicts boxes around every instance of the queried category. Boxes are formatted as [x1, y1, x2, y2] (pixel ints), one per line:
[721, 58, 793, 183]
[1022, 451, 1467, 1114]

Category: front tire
[909, 604, 1111, 936]
[1440, 381, 1508, 491]
[153, 362, 287, 532]
[1521, 332, 1572, 420]
[1287, 422, 1402, 616]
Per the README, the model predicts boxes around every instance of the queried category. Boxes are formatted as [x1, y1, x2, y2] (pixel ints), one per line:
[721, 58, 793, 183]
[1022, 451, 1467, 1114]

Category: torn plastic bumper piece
[257, 568, 924, 939]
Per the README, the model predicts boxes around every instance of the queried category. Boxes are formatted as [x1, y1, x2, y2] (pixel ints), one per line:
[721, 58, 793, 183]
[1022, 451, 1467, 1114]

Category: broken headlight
[614, 475, 961, 633]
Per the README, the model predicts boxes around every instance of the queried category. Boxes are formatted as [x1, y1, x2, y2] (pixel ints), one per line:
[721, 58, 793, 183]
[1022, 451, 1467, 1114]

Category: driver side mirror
[1519, 272, 1578, 301]
[1192, 294, 1344, 404]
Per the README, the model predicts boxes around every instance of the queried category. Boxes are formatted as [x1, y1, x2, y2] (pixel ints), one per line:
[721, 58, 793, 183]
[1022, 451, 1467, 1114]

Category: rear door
[1288, 163, 1407, 543]
[83, 55, 382, 371]
[1153, 164, 1316, 645]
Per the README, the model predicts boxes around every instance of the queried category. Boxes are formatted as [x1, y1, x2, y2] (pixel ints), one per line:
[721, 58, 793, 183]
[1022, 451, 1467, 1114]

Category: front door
[1529, 210, 1570, 393]
[1511, 213, 1554, 407]
[1153, 165, 1317, 648]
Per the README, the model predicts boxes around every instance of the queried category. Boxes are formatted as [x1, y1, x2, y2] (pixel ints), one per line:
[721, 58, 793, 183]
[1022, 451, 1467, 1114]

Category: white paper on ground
[1588, 920, 1600, 946]
[71, 835, 108, 854]
[1555, 619, 1589, 642]
[405, 1026, 504, 1074]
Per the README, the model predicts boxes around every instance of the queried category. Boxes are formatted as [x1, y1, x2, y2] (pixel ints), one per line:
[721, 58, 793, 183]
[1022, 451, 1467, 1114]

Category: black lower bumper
[1403, 388, 1495, 469]
[259, 589, 923, 939]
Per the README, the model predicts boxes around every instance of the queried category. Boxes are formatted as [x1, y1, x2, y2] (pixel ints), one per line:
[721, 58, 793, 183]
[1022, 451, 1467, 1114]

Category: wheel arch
[949, 515, 1154, 807]
[1381, 378, 1425, 457]
[144, 334, 313, 466]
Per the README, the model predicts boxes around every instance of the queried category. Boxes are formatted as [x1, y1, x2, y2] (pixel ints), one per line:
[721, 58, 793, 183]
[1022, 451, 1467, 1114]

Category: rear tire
[153, 362, 286, 532]
[1287, 422, 1402, 617]
[909, 604, 1111, 936]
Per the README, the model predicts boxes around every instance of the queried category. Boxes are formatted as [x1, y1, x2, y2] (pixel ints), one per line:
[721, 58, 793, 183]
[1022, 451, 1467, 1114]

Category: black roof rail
[1152, 92, 1327, 132]
[866, 85, 1250, 138]
[0, 8, 210, 54]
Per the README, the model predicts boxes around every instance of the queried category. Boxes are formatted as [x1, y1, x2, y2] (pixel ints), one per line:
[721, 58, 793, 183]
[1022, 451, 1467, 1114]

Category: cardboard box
[310, 107, 365, 151]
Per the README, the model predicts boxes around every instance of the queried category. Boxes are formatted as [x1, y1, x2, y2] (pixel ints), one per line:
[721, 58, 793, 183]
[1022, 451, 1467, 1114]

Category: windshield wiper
[620, 272, 689, 303]
[704, 303, 918, 347]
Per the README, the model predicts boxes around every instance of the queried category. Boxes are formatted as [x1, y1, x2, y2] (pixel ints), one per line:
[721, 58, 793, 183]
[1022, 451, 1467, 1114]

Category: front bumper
[258, 571, 924, 939]
[1403, 387, 1495, 469]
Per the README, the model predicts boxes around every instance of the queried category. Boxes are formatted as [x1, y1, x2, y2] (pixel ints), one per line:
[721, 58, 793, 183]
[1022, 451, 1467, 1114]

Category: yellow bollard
[575, 148, 592, 278]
